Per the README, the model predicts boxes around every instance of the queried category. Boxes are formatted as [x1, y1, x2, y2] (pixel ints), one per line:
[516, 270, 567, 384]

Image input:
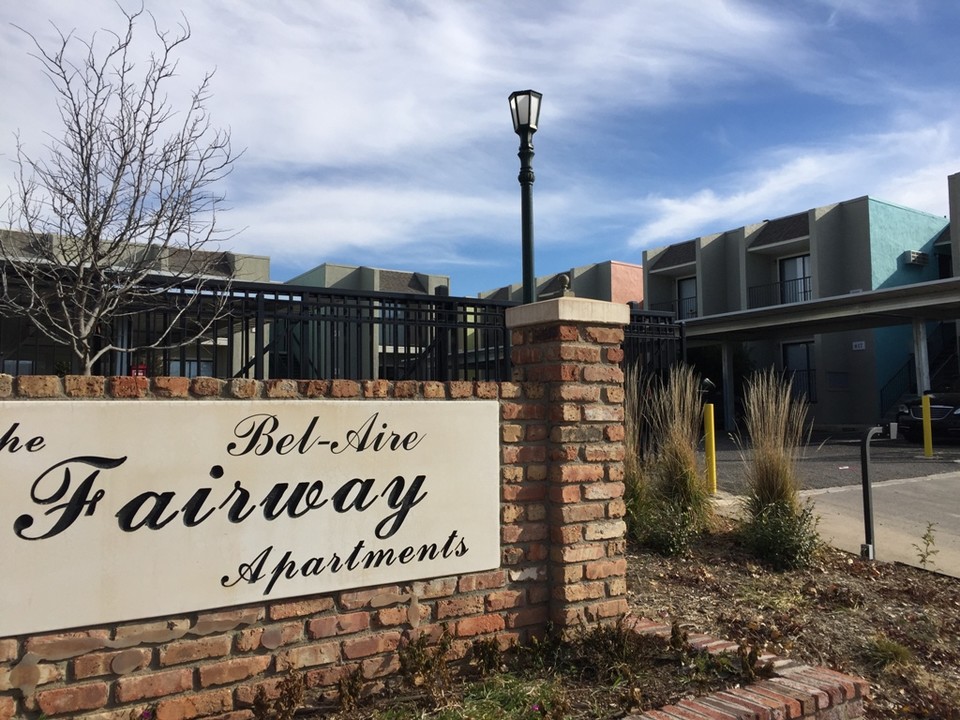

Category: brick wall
[0, 298, 630, 720]
[506, 299, 629, 629]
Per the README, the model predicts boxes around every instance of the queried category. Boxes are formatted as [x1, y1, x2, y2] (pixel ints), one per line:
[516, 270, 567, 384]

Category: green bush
[740, 500, 820, 570]
[634, 497, 699, 556]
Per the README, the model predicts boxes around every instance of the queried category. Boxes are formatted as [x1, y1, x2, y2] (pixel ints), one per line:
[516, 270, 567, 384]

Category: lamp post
[509, 90, 542, 304]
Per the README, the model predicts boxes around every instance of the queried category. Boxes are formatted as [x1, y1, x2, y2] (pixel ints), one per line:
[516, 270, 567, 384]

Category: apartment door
[783, 341, 816, 402]
[677, 276, 697, 318]
[779, 255, 811, 303]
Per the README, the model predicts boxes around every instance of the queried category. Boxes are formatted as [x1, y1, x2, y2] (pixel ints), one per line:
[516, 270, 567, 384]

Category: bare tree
[1, 5, 238, 375]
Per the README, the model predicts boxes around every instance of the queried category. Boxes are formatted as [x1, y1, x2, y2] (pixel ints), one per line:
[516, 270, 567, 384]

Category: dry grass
[643, 365, 711, 524]
[739, 368, 809, 517]
[624, 364, 712, 554]
[737, 369, 818, 569]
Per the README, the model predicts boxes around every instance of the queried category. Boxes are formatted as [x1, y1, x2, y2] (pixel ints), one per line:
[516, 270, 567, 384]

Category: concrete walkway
[800, 472, 960, 578]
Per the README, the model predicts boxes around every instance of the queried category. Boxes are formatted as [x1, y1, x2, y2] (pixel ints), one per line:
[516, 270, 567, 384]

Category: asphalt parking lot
[713, 430, 960, 494]
[711, 431, 960, 576]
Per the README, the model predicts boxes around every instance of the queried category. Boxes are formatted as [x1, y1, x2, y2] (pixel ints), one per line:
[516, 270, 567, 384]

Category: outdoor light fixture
[509, 89, 542, 134]
[509, 90, 542, 304]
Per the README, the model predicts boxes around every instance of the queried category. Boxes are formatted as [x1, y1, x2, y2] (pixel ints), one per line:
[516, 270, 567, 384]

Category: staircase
[879, 322, 959, 419]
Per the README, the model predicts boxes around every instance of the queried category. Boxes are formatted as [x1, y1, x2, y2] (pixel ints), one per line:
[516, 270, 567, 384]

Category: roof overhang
[681, 277, 960, 343]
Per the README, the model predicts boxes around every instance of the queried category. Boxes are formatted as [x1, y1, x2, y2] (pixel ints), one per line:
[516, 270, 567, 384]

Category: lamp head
[508, 90, 542, 134]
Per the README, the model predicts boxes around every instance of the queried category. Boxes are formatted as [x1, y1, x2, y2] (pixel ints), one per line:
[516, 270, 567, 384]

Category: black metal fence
[0, 281, 681, 382]
[0, 281, 515, 381]
[623, 307, 683, 377]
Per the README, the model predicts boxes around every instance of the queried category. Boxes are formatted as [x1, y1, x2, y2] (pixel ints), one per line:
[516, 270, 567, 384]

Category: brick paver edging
[626, 618, 870, 720]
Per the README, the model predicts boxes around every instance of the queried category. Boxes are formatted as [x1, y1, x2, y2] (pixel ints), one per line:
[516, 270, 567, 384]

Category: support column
[913, 318, 931, 394]
[722, 341, 735, 432]
[506, 298, 629, 631]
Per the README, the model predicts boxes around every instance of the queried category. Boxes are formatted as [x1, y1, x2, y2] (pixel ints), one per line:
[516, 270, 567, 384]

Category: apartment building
[288, 262, 450, 296]
[479, 260, 644, 304]
[284, 263, 510, 381]
[643, 174, 960, 429]
[0, 229, 271, 376]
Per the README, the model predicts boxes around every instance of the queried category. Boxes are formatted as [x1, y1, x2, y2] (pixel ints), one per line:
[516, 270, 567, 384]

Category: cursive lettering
[14, 455, 126, 540]
[221, 530, 469, 596]
[0, 422, 45, 454]
[226, 412, 423, 457]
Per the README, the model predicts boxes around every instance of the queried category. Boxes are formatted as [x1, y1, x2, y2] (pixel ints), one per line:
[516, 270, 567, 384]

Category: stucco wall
[868, 199, 947, 291]
[608, 261, 644, 305]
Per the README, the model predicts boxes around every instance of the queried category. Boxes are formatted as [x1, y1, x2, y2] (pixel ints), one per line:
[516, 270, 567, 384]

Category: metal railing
[748, 276, 812, 308]
[649, 296, 697, 319]
[0, 280, 515, 381]
[785, 368, 817, 403]
[877, 322, 959, 416]
[0, 279, 683, 383]
[623, 308, 683, 376]
[879, 357, 916, 416]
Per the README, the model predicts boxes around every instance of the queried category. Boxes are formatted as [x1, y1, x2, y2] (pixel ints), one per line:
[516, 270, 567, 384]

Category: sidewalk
[801, 472, 960, 578]
[712, 434, 960, 577]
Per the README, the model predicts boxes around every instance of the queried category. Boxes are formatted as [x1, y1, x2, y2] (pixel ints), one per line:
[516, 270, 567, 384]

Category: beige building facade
[643, 174, 960, 430]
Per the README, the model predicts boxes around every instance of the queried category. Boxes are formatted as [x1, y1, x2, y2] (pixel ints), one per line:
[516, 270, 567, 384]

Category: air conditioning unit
[902, 250, 929, 266]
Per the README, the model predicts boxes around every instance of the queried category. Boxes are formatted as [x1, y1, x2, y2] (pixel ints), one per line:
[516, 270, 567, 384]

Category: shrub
[624, 363, 712, 554]
[864, 634, 914, 670]
[739, 368, 808, 517]
[398, 626, 454, 704]
[253, 671, 304, 720]
[741, 499, 820, 570]
[738, 369, 819, 568]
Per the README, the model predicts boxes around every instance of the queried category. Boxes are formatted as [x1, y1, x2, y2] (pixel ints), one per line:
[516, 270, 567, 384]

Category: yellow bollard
[922, 394, 933, 458]
[704, 403, 717, 494]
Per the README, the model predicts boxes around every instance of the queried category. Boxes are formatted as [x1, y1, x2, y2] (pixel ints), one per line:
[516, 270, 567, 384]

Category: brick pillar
[506, 298, 629, 631]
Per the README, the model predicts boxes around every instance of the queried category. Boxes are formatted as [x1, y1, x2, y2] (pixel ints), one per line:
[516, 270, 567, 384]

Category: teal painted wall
[868, 199, 947, 291]
[869, 200, 949, 408]
[873, 324, 915, 413]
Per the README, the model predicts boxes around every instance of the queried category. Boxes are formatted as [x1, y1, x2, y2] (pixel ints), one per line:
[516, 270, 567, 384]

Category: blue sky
[2, 1, 959, 296]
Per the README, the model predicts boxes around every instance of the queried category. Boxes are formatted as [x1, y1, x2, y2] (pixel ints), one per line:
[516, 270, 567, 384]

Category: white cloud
[225, 179, 516, 271]
[629, 119, 958, 248]
[811, 0, 921, 27]
[2, 0, 958, 295]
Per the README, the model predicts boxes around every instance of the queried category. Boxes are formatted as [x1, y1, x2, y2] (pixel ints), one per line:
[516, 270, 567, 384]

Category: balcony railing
[748, 276, 811, 309]
[649, 296, 697, 319]
[785, 368, 817, 403]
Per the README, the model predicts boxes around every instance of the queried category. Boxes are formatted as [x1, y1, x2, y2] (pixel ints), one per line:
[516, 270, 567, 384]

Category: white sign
[0, 401, 500, 637]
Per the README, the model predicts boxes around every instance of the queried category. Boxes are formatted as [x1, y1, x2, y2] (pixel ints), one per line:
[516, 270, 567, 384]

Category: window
[779, 255, 811, 304]
[168, 360, 214, 378]
[2, 360, 32, 375]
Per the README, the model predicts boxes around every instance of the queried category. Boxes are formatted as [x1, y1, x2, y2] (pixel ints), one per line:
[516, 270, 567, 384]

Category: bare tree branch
[1, 5, 239, 375]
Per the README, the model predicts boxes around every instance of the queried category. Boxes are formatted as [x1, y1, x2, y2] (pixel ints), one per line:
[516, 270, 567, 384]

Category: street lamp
[509, 90, 542, 304]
